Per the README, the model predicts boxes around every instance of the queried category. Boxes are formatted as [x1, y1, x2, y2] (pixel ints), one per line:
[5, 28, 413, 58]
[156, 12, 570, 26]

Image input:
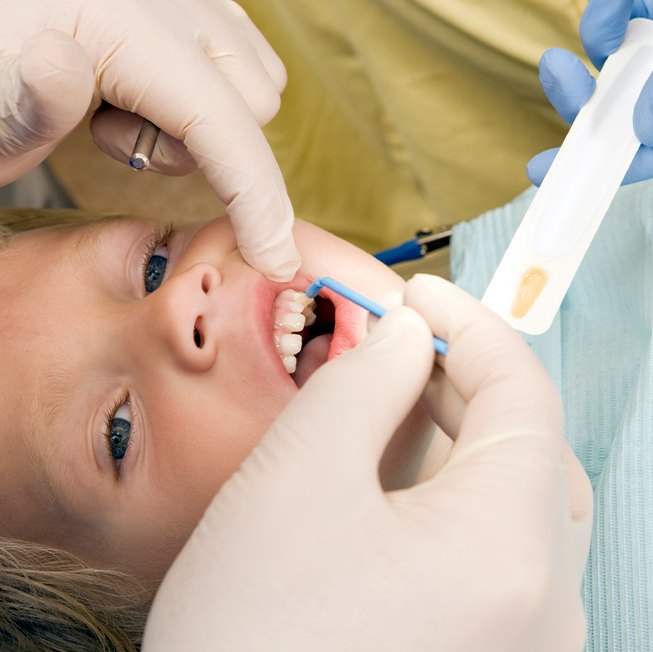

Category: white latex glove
[0, 0, 299, 280]
[143, 275, 593, 652]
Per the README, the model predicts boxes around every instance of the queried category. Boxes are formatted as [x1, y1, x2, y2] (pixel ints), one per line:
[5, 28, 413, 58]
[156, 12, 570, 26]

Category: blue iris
[145, 254, 167, 293]
[109, 418, 131, 460]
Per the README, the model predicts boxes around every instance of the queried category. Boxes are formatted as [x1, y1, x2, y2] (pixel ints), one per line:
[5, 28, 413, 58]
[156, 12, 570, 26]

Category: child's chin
[293, 334, 332, 388]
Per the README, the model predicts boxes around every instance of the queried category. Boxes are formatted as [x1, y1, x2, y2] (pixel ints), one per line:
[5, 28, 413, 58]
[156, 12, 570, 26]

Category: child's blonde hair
[0, 208, 157, 650]
[0, 538, 150, 651]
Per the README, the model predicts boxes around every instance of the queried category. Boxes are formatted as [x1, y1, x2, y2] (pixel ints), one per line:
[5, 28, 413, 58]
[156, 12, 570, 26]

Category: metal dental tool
[129, 119, 160, 171]
[304, 276, 448, 355]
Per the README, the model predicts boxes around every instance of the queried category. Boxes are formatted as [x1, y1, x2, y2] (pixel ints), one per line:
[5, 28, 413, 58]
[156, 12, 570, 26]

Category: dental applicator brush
[304, 276, 448, 355]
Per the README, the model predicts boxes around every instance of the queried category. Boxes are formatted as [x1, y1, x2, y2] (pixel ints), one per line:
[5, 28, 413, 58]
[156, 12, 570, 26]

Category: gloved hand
[0, 0, 299, 280]
[527, 0, 653, 187]
[143, 274, 592, 652]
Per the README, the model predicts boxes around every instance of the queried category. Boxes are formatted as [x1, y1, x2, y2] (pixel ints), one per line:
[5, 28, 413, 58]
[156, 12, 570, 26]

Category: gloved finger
[526, 147, 559, 187]
[2, 30, 94, 143]
[403, 275, 563, 460]
[370, 290, 466, 441]
[562, 443, 593, 582]
[377, 400, 437, 491]
[539, 48, 595, 125]
[415, 426, 454, 481]
[365, 290, 403, 331]
[90, 107, 196, 176]
[261, 306, 434, 487]
[366, 291, 432, 487]
[580, 0, 632, 70]
[419, 364, 466, 440]
[0, 30, 94, 184]
[101, 36, 300, 281]
[185, 0, 284, 125]
[195, 29, 282, 127]
[634, 70, 653, 147]
[226, 1, 287, 94]
[404, 276, 574, 545]
[0, 142, 62, 187]
[623, 144, 653, 184]
[632, 0, 653, 19]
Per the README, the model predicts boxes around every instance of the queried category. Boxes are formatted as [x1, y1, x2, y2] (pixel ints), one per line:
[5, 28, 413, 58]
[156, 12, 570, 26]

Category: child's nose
[144, 262, 222, 372]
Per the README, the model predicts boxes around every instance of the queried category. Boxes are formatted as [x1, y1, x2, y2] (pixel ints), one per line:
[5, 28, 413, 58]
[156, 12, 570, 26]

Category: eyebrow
[31, 360, 76, 433]
[28, 355, 88, 518]
[68, 216, 128, 275]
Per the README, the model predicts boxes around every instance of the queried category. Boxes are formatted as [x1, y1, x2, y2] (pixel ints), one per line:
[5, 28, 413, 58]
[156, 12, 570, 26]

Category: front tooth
[278, 333, 302, 355]
[275, 312, 306, 332]
[282, 355, 297, 374]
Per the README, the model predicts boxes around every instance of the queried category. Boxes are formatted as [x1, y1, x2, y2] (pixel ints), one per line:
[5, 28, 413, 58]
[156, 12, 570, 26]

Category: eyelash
[140, 222, 175, 291]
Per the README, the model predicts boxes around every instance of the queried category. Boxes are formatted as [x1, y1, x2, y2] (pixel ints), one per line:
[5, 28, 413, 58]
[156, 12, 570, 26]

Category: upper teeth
[273, 290, 316, 374]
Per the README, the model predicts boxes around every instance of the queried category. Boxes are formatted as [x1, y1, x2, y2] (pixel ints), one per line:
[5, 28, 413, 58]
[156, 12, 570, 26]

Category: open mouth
[272, 289, 336, 388]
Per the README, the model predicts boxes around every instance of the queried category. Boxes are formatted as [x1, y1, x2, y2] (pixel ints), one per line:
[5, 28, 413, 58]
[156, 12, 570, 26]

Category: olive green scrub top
[239, 0, 587, 253]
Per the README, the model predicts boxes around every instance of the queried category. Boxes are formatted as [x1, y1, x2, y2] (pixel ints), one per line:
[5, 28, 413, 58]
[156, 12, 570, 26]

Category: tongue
[294, 334, 332, 388]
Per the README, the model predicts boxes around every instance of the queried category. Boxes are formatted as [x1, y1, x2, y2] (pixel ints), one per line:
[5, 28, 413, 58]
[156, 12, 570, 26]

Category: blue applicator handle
[374, 239, 423, 265]
[305, 276, 448, 355]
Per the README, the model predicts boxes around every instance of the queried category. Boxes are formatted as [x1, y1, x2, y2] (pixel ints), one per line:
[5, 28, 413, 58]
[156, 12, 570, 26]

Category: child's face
[0, 215, 402, 581]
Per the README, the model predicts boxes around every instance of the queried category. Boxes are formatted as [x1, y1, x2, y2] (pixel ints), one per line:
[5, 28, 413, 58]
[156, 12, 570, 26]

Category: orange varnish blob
[511, 267, 548, 319]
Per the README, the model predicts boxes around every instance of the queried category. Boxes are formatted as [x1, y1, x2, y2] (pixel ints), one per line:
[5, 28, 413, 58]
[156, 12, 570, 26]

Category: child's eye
[106, 401, 132, 470]
[144, 246, 168, 293]
[141, 224, 174, 294]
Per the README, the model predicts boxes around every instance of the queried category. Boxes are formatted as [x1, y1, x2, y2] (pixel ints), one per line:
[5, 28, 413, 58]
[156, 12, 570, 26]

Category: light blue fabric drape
[451, 180, 653, 652]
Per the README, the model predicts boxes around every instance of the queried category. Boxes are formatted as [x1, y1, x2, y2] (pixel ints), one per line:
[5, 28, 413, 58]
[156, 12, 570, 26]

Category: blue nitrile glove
[527, 0, 653, 187]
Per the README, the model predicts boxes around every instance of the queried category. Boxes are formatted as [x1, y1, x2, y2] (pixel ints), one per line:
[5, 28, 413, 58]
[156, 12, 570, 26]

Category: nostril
[193, 319, 203, 349]
[201, 273, 212, 294]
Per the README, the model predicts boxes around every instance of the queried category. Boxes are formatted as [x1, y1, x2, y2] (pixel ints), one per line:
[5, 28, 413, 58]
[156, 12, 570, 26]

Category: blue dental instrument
[305, 276, 448, 355]
[374, 227, 452, 266]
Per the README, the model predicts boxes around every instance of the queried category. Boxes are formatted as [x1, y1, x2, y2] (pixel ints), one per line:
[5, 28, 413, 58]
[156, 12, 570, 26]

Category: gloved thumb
[526, 147, 559, 187]
[538, 48, 595, 125]
[246, 305, 434, 493]
[0, 30, 94, 184]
